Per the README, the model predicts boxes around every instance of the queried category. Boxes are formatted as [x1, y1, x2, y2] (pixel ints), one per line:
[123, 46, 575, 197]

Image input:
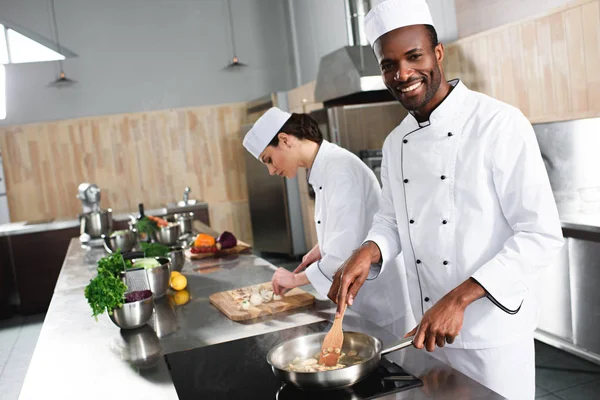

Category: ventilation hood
[314, 45, 386, 103]
[314, 0, 390, 104]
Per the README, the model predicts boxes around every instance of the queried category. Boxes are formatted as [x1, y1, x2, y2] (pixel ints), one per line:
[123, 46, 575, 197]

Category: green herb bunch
[140, 242, 170, 258]
[84, 250, 128, 320]
[136, 217, 158, 235]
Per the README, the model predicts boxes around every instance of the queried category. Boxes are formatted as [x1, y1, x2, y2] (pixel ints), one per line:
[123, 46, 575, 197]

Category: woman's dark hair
[268, 113, 323, 147]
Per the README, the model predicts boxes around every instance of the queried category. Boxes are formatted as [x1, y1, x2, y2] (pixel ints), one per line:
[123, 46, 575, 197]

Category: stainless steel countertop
[18, 238, 503, 400]
[0, 204, 208, 237]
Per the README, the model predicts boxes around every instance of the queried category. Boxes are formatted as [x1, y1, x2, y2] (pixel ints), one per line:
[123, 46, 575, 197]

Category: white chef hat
[243, 107, 292, 159]
[365, 0, 435, 46]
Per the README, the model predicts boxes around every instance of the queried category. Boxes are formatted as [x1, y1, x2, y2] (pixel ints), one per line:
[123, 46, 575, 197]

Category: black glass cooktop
[164, 321, 422, 400]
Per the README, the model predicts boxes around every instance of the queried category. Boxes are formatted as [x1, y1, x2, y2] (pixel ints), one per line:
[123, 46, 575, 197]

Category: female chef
[242, 107, 414, 335]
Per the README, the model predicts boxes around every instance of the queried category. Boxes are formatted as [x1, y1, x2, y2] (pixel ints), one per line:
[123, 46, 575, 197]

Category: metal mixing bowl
[129, 257, 171, 299]
[109, 296, 154, 330]
[153, 224, 181, 246]
[102, 230, 136, 253]
[168, 246, 185, 272]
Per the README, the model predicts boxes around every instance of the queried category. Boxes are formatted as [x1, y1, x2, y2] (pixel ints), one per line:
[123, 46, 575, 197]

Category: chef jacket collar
[408, 79, 466, 128]
[307, 140, 332, 188]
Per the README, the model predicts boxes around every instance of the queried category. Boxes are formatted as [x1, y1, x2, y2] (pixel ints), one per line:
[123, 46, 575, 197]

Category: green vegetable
[133, 258, 160, 270]
[140, 242, 170, 257]
[97, 249, 127, 277]
[84, 250, 129, 320]
[84, 270, 127, 320]
[136, 217, 158, 235]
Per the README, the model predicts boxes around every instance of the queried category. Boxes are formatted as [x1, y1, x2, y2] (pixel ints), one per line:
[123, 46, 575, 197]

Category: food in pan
[284, 351, 364, 372]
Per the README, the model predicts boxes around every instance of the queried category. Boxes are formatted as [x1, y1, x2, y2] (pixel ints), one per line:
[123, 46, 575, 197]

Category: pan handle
[381, 336, 414, 355]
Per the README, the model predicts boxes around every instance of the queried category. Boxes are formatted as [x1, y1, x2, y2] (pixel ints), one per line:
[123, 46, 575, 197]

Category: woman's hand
[272, 269, 309, 295]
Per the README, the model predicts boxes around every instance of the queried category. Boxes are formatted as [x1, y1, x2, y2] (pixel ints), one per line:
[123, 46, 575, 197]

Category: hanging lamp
[48, 0, 76, 87]
[223, 0, 247, 69]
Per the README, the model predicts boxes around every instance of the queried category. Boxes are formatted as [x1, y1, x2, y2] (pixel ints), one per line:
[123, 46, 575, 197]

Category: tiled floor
[0, 313, 45, 400]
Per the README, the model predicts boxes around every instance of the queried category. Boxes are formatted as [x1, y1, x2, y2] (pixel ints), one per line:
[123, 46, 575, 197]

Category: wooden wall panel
[0, 103, 254, 243]
[443, 0, 600, 124]
[456, 0, 574, 38]
[582, 1, 600, 110]
[564, 6, 589, 115]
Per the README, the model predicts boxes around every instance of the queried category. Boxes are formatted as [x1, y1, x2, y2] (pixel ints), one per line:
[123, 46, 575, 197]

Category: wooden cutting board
[209, 283, 315, 321]
[185, 240, 252, 260]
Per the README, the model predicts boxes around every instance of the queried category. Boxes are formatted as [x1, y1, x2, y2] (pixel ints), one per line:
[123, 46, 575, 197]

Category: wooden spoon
[319, 303, 346, 366]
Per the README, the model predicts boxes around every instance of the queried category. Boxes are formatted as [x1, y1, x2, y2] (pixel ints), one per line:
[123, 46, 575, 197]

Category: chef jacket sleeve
[305, 173, 375, 299]
[471, 108, 564, 313]
[364, 140, 402, 274]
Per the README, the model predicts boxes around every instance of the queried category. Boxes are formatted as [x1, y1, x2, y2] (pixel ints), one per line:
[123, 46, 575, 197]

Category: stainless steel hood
[314, 0, 388, 103]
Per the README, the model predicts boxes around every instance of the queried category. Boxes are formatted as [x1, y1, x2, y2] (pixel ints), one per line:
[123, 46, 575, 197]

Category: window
[0, 26, 8, 64]
[6, 29, 65, 64]
[0, 22, 73, 120]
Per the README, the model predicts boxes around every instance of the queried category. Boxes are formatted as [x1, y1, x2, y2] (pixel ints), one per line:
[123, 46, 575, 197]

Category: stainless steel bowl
[153, 224, 181, 246]
[168, 246, 185, 272]
[117, 325, 163, 369]
[85, 209, 113, 238]
[174, 212, 194, 234]
[143, 257, 171, 299]
[102, 230, 136, 253]
[109, 296, 154, 330]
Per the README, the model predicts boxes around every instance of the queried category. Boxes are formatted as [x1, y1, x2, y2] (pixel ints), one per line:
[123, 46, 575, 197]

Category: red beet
[125, 290, 152, 303]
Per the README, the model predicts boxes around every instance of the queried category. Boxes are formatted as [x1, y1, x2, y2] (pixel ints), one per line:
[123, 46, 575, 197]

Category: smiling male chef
[326, 0, 564, 398]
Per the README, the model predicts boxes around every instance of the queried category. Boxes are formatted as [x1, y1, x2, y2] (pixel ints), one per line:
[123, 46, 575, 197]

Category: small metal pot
[153, 224, 181, 246]
[174, 212, 194, 234]
[102, 230, 136, 253]
[168, 246, 185, 272]
[109, 296, 154, 330]
[85, 209, 113, 238]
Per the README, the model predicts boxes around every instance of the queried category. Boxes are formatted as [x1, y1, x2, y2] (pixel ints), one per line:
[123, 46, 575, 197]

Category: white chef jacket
[305, 140, 411, 327]
[366, 79, 564, 348]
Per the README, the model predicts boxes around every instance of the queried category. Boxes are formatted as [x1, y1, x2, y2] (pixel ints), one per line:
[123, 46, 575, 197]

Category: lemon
[170, 274, 187, 291]
[173, 289, 190, 305]
[170, 271, 182, 279]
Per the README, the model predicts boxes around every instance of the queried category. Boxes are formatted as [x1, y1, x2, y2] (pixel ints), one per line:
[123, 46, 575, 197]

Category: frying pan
[267, 332, 414, 390]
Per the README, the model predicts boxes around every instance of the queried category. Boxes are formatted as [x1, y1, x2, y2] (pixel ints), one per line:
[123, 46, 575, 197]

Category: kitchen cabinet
[0, 236, 14, 319]
[537, 228, 600, 364]
[568, 234, 600, 356]
[10, 226, 80, 315]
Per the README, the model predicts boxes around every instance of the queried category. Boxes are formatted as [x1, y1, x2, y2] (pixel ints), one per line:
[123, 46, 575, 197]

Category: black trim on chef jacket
[401, 125, 428, 317]
[470, 277, 523, 315]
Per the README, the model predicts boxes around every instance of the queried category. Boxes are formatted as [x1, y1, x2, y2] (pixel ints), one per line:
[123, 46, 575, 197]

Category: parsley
[84, 250, 129, 320]
[140, 242, 170, 258]
[84, 271, 127, 320]
[96, 249, 127, 277]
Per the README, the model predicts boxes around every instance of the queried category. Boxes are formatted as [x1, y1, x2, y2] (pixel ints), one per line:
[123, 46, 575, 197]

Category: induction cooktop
[164, 321, 422, 399]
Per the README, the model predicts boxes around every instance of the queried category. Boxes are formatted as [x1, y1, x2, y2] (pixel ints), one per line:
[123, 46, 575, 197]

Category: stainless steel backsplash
[532, 117, 600, 217]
